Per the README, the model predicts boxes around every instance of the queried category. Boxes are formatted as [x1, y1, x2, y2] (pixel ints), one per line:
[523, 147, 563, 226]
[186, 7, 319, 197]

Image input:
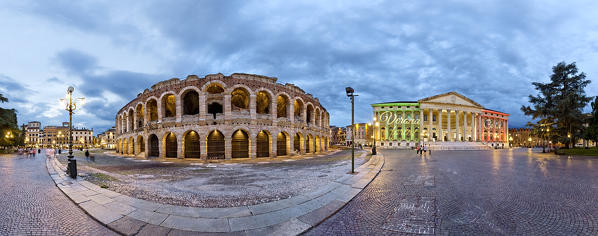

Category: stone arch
[163, 132, 177, 158]
[148, 134, 159, 157]
[230, 87, 250, 110]
[128, 136, 135, 154]
[137, 135, 145, 154]
[183, 130, 201, 158]
[294, 132, 303, 153]
[128, 108, 134, 131]
[161, 93, 177, 118]
[256, 130, 271, 158]
[306, 103, 314, 124]
[277, 132, 289, 156]
[146, 98, 158, 121]
[256, 90, 272, 115]
[231, 129, 250, 158]
[181, 88, 200, 115]
[136, 103, 144, 128]
[276, 93, 290, 118]
[294, 98, 304, 121]
[201, 80, 227, 92]
[314, 107, 321, 127]
[207, 130, 225, 159]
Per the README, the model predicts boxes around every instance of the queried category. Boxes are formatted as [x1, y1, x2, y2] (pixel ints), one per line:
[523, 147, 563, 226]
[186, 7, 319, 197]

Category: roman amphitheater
[114, 73, 330, 160]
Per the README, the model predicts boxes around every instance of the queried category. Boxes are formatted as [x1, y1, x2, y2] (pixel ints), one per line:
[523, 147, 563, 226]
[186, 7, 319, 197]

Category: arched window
[128, 109, 134, 131]
[147, 99, 158, 121]
[137, 136, 145, 153]
[184, 131, 200, 158]
[149, 134, 159, 157]
[306, 105, 314, 124]
[256, 131, 269, 157]
[277, 95, 289, 118]
[231, 88, 249, 110]
[294, 99, 303, 118]
[256, 91, 270, 114]
[162, 94, 176, 118]
[183, 90, 199, 115]
[306, 135, 312, 153]
[231, 130, 249, 158]
[207, 130, 225, 159]
[277, 132, 287, 156]
[136, 104, 144, 128]
[206, 83, 224, 94]
[165, 133, 177, 158]
[294, 133, 302, 153]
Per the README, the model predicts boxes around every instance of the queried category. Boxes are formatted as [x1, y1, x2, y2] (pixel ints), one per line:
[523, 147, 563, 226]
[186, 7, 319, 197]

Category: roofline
[371, 101, 419, 107]
[482, 108, 510, 116]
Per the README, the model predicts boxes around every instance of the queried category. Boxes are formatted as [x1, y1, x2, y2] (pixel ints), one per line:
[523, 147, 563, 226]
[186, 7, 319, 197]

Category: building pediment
[418, 91, 483, 108]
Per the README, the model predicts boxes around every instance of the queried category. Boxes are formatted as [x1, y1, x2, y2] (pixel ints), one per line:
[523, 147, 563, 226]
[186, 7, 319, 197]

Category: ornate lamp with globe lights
[60, 86, 85, 179]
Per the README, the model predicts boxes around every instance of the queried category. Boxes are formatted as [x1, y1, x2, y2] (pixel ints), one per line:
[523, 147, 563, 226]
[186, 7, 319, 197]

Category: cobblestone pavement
[56, 149, 369, 208]
[307, 149, 598, 235]
[0, 153, 117, 235]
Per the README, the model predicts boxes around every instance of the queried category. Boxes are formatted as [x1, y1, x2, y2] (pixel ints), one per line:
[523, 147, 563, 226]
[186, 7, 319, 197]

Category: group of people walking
[416, 144, 431, 155]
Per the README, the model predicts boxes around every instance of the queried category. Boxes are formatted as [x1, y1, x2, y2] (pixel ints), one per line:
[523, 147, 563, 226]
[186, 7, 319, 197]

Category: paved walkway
[0, 153, 116, 235]
[47, 151, 384, 235]
[307, 149, 598, 235]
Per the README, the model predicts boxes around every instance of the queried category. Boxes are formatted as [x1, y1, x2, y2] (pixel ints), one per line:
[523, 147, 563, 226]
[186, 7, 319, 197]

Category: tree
[521, 62, 592, 148]
[0, 94, 7, 103]
[583, 97, 598, 144]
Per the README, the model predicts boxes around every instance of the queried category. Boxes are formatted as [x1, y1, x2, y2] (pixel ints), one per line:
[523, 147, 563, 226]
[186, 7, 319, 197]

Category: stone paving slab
[46, 153, 384, 235]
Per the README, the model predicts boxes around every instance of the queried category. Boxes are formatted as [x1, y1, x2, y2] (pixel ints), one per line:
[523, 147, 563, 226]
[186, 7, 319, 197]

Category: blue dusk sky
[1, 1, 597, 133]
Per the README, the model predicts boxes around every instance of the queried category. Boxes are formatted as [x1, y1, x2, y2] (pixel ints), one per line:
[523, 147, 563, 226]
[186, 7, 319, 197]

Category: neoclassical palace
[372, 92, 509, 148]
[114, 73, 330, 159]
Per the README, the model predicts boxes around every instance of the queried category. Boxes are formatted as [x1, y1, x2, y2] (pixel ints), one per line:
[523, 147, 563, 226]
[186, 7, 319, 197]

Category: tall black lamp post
[346, 87, 357, 173]
[61, 86, 84, 179]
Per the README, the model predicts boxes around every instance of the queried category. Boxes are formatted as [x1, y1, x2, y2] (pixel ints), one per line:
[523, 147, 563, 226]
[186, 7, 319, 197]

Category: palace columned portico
[372, 92, 509, 149]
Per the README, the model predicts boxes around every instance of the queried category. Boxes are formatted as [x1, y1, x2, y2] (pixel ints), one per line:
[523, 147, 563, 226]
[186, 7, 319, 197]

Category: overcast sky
[1, 0, 597, 133]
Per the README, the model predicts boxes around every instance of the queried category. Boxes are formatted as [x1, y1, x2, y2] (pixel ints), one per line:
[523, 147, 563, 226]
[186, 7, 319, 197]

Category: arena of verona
[114, 73, 330, 160]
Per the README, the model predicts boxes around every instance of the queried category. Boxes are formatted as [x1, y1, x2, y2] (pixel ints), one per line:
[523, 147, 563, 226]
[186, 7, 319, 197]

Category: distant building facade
[345, 123, 373, 146]
[330, 126, 346, 146]
[372, 92, 509, 149]
[96, 127, 116, 149]
[24, 121, 42, 147]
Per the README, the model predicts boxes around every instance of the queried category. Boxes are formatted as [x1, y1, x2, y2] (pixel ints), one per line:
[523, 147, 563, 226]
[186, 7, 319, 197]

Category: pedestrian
[424, 145, 427, 154]
[416, 145, 420, 154]
[85, 150, 90, 161]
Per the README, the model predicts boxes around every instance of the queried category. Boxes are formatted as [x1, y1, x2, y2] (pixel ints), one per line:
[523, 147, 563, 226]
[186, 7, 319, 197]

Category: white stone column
[289, 101, 294, 123]
[271, 99, 277, 124]
[455, 110, 461, 142]
[438, 109, 443, 142]
[224, 95, 231, 122]
[157, 102, 163, 123]
[428, 109, 433, 142]
[463, 111, 468, 141]
[472, 113, 476, 141]
[199, 94, 207, 121]
[133, 112, 137, 130]
[419, 109, 424, 143]
[250, 94, 257, 124]
[175, 96, 182, 122]
[447, 109, 451, 141]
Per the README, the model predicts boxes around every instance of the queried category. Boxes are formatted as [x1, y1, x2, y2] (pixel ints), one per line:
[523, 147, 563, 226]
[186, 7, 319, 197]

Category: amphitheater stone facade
[114, 73, 330, 160]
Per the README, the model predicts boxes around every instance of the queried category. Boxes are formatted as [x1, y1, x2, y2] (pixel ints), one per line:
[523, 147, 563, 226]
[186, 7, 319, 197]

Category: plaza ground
[0, 153, 115, 235]
[308, 148, 598, 235]
[56, 149, 370, 208]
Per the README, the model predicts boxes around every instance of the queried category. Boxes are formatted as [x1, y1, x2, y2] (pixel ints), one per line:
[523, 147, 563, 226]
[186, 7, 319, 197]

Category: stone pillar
[302, 104, 307, 125]
[288, 132, 294, 155]
[224, 95, 231, 122]
[133, 112, 137, 130]
[199, 94, 207, 121]
[250, 94, 257, 124]
[176, 96, 182, 122]
[410, 110, 414, 142]
[428, 109, 433, 142]
[143, 104, 148, 128]
[157, 102, 163, 123]
[472, 113, 476, 141]
[289, 102, 294, 123]
[144, 136, 149, 158]
[271, 99, 277, 124]
[419, 109, 424, 143]
[463, 111, 468, 141]
[177, 133, 183, 159]
[250, 135, 257, 159]
[446, 110, 453, 142]
[271, 133, 277, 158]
[438, 109, 443, 142]
[456, 110, 460, 141]
[225, 136, 232, 160]
[506, 119, 509, 144]
[200, 134, 207, 160]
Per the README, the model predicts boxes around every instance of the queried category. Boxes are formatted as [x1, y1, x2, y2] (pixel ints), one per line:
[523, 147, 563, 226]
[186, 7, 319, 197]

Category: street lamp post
[346, 87, 357, 173]
[61, 86, 84, 179]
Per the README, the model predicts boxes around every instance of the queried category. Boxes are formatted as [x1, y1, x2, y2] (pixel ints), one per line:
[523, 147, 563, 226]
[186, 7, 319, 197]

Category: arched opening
[315, 109, 320, 127]
[162, 94, 176, 118]
[306, 135, 313, 153]
[294, 99, 303, 121]
[207, 130, 225, 159]
[231, 88, 249, 111]
[232, 129, 249, 158]
[128, 110, 134, 131]
[277, 132, 287, 156]
[137, 136, 145, 153]
[123, 139, 128, 154]
[206, 83, 225, 94]
[277, 95, 289, 118]
[136, 104, 144, 128]
[183, 90, 199, 115]
[208, 102, 223, 119]
[184, 130, 200, 158]
[165, 132, 177, 158]
[256, 91, 270, 114]
[294, 133, 302, 153]
[315, 136, 320, 152]
[149, 134, 159, 157]
[306, 104, 314, 124]
[129, 137, 134, 154]
[256, 130, 269, 158]
[147, 99, 158, 121]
